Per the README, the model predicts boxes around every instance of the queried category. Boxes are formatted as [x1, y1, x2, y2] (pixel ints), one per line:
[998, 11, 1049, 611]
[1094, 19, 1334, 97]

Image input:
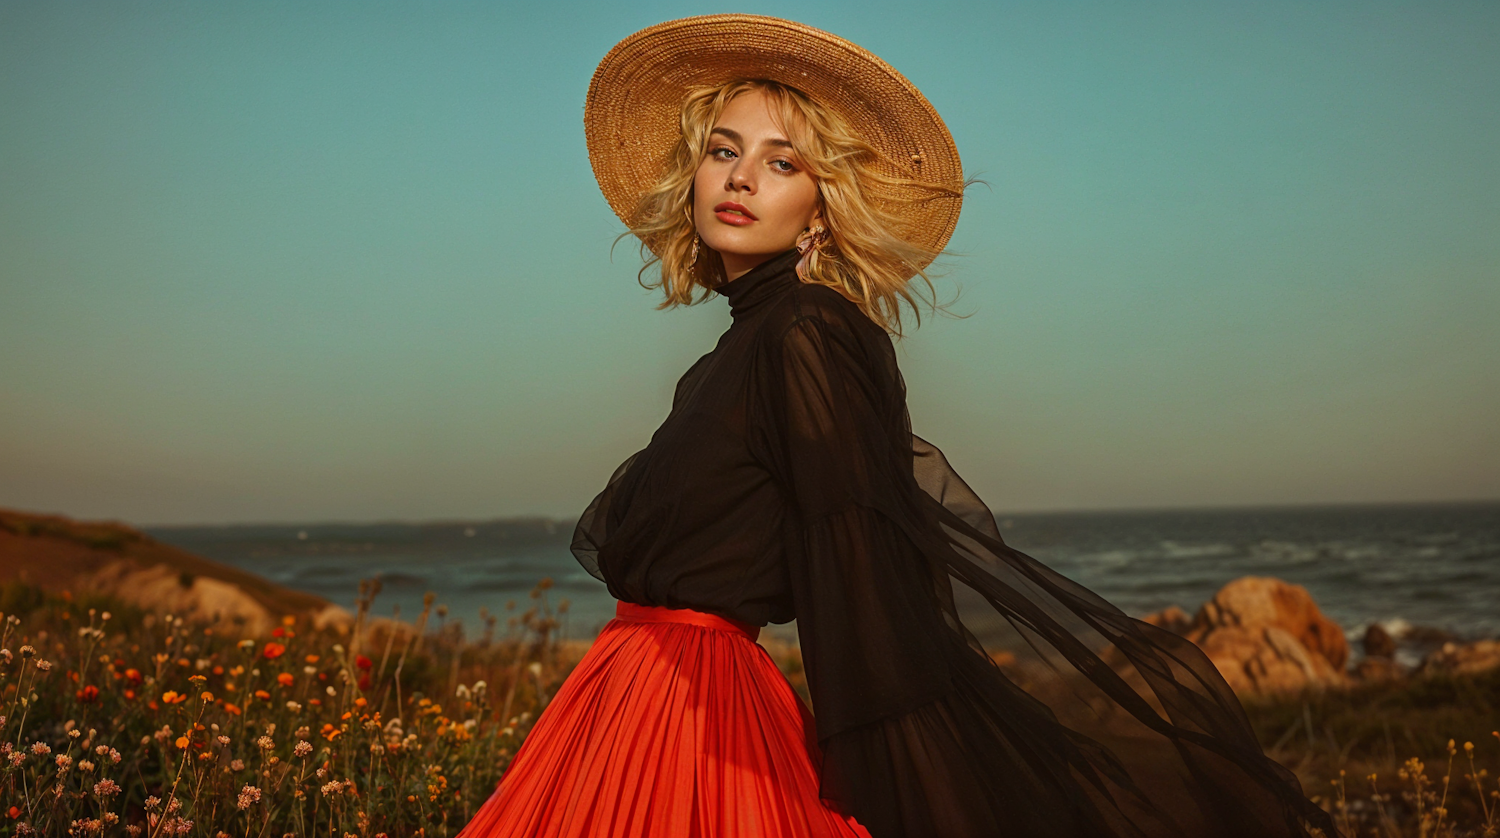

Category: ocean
[149, 502, 1500, 666]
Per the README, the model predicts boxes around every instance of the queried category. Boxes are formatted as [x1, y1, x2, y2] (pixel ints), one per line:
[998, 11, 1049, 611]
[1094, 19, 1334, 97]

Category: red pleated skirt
[457, 601, 872, 838]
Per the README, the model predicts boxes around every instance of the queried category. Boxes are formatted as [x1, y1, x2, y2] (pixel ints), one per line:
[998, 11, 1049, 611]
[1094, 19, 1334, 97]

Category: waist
[614, 600, 761, 643]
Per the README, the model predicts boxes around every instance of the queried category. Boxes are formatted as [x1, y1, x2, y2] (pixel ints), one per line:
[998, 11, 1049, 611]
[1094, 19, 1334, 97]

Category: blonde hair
[626, 79, 963, 335]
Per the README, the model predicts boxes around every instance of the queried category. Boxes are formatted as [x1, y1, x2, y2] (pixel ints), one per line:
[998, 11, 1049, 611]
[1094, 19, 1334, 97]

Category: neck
[720, 250, 787, 283]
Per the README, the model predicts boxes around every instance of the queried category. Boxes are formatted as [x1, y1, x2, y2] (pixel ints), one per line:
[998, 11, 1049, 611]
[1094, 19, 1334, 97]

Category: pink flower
[237, 785, 261, 810]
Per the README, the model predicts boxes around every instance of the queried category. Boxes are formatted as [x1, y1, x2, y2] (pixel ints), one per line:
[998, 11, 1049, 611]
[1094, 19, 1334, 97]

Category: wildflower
[271, 626, 286, 638]
[107, 748, 121, 763]
[93, 779, 121, 799]
[19, 645, 34, 658]
[56, 754, 72, 770]
[237, 785, 261, 810]
[35, 660, 51, 672]
[293, 740, 313, 758]
[75, 685, 100, 703]
[256, 735, 274, 750]
[230, 759, 245, 771]
[144, 797, 161, 810]
[103, 814, 118, 826]
[200, 691, 213, 702]
[304, 654, 319, 664]
[175, 736, 189, 749]
[254, 689, 271, 700]
[161, 690, 188, 704]
[78, 759, 95, 772]
[286, 701, 302, 713]
[154, 725, 174, 744]
[126, 827, 142, 837]
[355, 654, 372, 670]
[277, 672, 294, 687]
[0, 649, 11, 664]
[223, 702, 242, 716]
[303, 666, 317, 676]
[262, 643, 286, 660]
[29, 742, 50, 756]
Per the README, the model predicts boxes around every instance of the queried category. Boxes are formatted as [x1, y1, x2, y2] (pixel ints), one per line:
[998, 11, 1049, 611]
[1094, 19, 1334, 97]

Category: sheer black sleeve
[751, 291, 1339, 838]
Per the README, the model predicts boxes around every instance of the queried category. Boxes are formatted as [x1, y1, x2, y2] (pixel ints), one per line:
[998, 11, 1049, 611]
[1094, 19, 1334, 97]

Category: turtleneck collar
[713, 248, 801, 320]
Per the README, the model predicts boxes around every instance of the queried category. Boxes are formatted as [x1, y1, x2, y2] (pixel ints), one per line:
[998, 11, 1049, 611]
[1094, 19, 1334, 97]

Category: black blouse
[573, 249, 1337, 838]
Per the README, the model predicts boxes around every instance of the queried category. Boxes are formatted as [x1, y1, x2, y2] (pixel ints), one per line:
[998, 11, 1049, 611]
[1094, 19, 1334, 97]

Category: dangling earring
[795, 223, 826, 281]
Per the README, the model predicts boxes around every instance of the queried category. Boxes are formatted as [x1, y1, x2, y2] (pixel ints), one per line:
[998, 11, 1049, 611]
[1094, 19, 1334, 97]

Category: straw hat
[584, 14, 963, 260]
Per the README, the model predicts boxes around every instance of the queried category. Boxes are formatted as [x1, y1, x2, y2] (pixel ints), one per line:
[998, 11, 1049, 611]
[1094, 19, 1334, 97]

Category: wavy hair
[625, 79, 964, 335]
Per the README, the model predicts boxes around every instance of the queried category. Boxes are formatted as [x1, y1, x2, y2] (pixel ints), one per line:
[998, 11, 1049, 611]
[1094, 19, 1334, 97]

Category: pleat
[457, 617, 871, 838]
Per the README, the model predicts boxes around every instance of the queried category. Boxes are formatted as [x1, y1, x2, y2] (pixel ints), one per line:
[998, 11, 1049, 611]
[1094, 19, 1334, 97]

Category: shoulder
[763, 283, 900, 387]
[770, 282, 890, 350]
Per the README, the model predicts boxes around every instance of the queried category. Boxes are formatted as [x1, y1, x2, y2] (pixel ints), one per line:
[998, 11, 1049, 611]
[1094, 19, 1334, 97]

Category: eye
[770, 159, 796, 173]
[708, 146, 737, 160]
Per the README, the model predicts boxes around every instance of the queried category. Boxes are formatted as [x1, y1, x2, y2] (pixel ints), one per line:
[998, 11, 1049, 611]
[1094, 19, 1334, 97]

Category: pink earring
[795, 223, 826, 280]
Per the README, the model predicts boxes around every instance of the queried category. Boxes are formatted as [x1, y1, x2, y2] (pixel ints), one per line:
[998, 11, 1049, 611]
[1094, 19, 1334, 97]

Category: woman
[460, 15, 1339, 838]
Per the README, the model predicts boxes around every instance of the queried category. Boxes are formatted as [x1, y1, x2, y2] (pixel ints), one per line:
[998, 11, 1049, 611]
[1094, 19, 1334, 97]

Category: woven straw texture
[584, 14, 963, 258]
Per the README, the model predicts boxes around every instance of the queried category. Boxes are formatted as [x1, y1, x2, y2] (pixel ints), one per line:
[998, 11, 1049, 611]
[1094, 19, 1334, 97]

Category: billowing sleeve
[751, 300, 1340, 838]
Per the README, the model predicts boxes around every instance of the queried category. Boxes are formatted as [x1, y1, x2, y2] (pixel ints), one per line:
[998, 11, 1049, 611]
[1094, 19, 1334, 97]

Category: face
[692, 89, 821, 282]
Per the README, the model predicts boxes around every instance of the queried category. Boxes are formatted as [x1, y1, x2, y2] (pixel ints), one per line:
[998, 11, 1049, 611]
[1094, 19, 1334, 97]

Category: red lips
[713, 202, 757, 225]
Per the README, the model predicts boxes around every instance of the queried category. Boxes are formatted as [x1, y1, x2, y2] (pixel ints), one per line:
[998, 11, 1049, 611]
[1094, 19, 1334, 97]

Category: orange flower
[320, 723, 342, 741]
[254, 689, 271, 700]
[271, 626, 286, 638]
[175, 736, 189, 749]
[161, 690, 189, 705]
[7, 806, 20, 819]
[223, 702, 242, 716]
[261, 643, 286, 660]
[355, 655, 372, 670]
[76, 685, 100, 704]
[124, 689, 136, 700]
[277, 673, 295, 687]
[200, 691, 214, 702]
[304, 654, 319, 664]
[124, 668, 143, 685]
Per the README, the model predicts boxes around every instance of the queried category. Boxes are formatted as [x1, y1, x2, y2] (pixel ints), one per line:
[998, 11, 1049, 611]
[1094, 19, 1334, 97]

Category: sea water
[151, 502, 1500, 662]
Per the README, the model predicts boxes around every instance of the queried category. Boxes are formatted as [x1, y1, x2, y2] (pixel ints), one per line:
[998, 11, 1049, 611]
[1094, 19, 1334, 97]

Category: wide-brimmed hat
[584, 14, 963, 261]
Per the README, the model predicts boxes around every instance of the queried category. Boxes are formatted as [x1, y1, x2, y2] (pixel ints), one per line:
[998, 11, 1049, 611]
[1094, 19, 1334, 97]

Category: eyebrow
[710, 127, 795, 150]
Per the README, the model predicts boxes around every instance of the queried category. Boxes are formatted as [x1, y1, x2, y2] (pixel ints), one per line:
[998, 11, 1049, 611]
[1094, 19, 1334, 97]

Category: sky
[1, 1, 1496, 526]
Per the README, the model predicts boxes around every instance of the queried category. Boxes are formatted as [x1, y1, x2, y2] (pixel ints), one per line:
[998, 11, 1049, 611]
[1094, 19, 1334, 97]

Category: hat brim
[584, 14, 963, 262]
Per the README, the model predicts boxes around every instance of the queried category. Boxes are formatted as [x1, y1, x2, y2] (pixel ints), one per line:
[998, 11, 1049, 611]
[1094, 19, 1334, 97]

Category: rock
[1417, 640, 1500, 676]
[1353, 656, 1404, 682]
[83, 559, 276, 635]
[312, 604, 355, 633]
[1186, 577, 1348, 695]
[1363, 624, 1397, 659]
[1141, 606, 1192, 635]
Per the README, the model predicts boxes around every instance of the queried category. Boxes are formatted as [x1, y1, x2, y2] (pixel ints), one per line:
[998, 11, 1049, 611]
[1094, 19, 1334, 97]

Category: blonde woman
[458, 15, 1339, 838]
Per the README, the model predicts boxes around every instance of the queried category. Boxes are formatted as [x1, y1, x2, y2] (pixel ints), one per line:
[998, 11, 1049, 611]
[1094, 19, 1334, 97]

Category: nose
[726, 159, 756, 193]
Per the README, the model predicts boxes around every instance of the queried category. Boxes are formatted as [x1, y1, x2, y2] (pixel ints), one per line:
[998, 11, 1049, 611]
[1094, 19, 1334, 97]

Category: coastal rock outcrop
[0, 507, 334, 636]
[1417, 639, 1500, 676]
[1184, 576, 1349, 695]
[83, 559, 277, 635]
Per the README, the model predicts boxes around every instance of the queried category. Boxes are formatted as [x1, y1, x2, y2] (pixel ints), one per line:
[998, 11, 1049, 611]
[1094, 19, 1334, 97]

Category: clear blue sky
[2, 1, 1496, 525]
